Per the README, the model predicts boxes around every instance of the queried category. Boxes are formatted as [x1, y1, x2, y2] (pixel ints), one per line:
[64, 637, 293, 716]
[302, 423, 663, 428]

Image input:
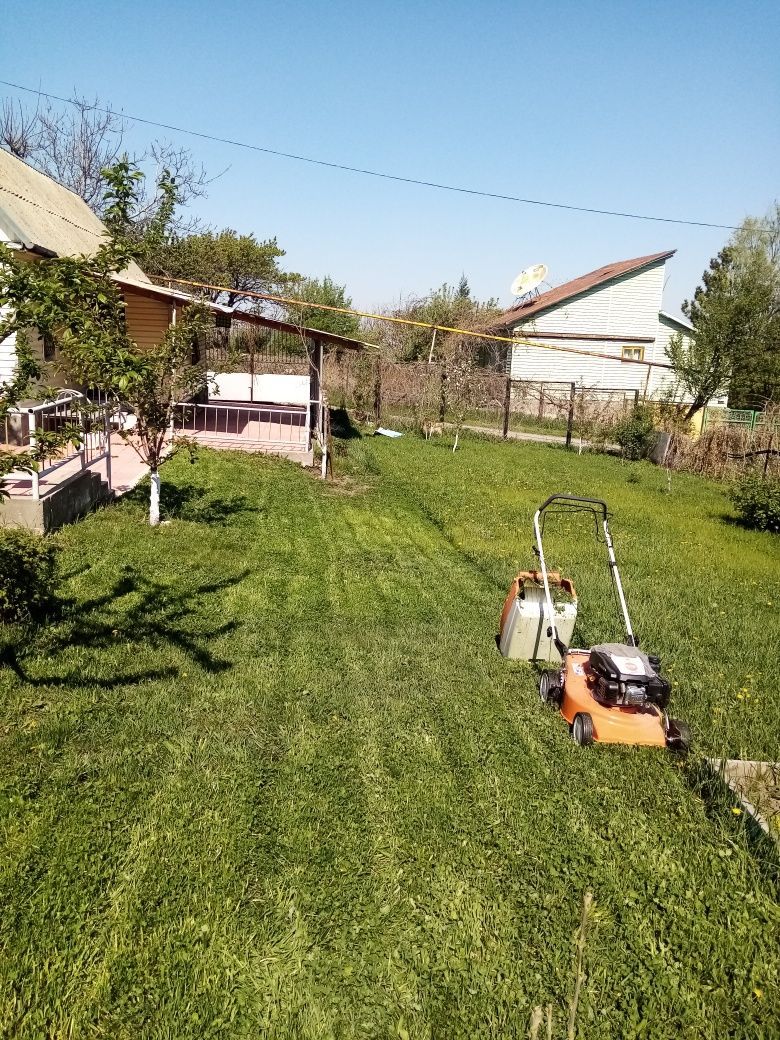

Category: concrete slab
[705, 758, 780, 842]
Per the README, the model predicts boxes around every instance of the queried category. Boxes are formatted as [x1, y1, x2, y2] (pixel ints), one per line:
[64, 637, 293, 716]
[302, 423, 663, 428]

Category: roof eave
[0, 201, 59, 258]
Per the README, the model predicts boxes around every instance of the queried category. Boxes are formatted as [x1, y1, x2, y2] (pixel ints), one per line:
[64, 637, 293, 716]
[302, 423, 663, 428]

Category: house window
[621, 346, 644, 362]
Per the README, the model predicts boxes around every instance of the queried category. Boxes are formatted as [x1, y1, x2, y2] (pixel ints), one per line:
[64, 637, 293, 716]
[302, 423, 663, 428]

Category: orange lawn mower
[500, 494, 691, 750]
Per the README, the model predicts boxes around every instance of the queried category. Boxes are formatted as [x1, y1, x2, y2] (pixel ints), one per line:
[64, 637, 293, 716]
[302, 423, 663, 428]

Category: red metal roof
[493, 250, 676, 329]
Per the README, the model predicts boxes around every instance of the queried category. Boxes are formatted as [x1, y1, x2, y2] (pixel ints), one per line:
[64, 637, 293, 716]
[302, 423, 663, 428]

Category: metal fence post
[104, 407, 112, 491]
[565, 382, 576, 449]
[373, 355, 382, 425]
[27, 409, 39, 500]
[502, 377, 511, 439]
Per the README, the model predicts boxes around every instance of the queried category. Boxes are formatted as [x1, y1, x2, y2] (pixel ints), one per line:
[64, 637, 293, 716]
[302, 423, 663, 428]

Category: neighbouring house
[492, 251, 725, 407]
[0, 149, 367, 530]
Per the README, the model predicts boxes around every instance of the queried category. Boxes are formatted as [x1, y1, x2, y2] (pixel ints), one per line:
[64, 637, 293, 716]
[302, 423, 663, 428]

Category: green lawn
[1, 431, 779, 1038]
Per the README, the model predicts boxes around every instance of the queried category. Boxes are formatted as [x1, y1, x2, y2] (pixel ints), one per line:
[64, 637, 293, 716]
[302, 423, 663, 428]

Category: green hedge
[612, 405, 657, 460]
[731, 475, 780, 533]
[0, 529, 57, 622]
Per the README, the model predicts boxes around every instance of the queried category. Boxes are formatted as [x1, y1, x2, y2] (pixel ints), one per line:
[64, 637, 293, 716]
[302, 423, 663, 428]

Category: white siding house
[0, 219, 19, 385]
[494, 252, 708, 402]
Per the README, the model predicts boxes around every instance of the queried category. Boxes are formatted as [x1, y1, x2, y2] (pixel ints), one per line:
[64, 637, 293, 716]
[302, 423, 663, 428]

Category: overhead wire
[0, 78, 749, 232]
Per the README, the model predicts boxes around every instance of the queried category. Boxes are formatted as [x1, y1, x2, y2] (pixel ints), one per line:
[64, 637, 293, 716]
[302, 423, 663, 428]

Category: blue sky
[2, 0, 778, 315]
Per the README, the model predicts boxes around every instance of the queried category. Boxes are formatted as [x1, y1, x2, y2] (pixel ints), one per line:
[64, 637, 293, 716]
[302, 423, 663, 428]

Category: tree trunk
[683, 397, 705, 422]
[149, 468, 161, 526]
[453, 428, 459, 452]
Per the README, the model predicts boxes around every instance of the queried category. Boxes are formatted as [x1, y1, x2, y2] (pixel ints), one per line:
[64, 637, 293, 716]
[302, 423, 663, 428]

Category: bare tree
[441, 340, 479, 451]
[0, 92, 210, 233]
[0, 97, 42, 158]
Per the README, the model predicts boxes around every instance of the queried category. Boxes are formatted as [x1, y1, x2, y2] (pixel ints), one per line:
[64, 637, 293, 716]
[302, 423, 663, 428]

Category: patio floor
[2, 439, 148, 500]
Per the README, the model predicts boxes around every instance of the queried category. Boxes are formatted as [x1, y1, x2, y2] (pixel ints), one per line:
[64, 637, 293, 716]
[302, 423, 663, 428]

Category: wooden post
[502, 377, 511, 439]
[373, 355, 382, 425]
[427, 328, 438, 365]
[439, 369, 447, 422]
[565, 382, 576, 449]
[642, 364, 652, 402]
[538, 383, 545, 420]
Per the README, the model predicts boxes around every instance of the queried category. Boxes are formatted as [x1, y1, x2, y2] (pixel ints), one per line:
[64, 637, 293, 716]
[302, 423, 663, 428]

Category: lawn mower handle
[533, 494, 638, 655]
[536, 494, 609, 518]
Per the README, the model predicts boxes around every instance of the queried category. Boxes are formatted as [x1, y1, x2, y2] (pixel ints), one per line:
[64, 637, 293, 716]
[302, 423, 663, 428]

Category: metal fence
[1, 390, 112, 499]
[174, 401, 310, 451]
[195, 324, 313, 374]
[702, 407, 780, 433]
[323, 355, 638, 445]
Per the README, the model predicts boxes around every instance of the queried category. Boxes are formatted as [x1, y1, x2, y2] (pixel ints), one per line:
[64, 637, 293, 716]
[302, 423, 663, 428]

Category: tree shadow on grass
[1, 564, 251, 691]
[330, 408, 362, 440]
[125, 481, 256, 526]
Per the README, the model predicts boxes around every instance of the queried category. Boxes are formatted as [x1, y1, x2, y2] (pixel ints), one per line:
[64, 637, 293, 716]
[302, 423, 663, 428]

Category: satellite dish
[510, 263, 548, 297]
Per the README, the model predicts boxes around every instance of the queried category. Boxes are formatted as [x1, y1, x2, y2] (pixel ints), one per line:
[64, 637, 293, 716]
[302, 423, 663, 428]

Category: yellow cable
[158, 275, 673, 371]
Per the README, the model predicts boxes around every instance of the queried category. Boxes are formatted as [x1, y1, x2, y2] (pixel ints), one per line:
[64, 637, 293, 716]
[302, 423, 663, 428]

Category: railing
[1, 390, 112, 499]
[173, 401, 310, 451]
[702, 407, 780, 433]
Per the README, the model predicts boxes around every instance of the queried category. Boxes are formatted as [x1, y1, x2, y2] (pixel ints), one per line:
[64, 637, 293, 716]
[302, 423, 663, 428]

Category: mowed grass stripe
[0, 440, 778, 1038]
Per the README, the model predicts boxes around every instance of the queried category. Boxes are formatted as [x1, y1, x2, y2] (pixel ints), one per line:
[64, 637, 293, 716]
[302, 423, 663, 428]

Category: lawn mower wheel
[539, 670, 561, 707]
[666, 719, 691, 753]
[572, 712, 594, 746]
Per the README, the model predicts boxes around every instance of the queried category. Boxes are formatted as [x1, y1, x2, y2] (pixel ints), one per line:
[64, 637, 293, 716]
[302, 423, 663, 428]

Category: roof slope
[659, 309, 694, 332]
[0, 149, 149, 281]
[494, 250, 676, 329]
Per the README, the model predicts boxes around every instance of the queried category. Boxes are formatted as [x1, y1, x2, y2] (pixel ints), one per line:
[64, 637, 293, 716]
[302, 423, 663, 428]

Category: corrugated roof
[493, 250, 676, 329]
[0, 149, 149, 282]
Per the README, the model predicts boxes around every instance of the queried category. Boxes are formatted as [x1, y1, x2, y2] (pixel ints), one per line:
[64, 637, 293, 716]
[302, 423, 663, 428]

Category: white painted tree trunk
[453, 428, 460, 452]
[149, 469, 161, 526]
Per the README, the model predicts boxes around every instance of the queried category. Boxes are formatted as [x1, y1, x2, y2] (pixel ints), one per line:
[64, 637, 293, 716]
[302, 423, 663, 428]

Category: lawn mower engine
[589, 644, 671, 710]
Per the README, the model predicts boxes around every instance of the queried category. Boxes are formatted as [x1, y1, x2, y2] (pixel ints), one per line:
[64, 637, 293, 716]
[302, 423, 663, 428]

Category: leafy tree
[0, 335, 43, 490]
[0, 158, 210, 525]
[667, 249, 749, 421]
[668, 206, 780, 419]
[728, 204, 780, 409]
[377, 280, 500, 363]
[143, 229, 291, 308]
[284, 275, 361, 338]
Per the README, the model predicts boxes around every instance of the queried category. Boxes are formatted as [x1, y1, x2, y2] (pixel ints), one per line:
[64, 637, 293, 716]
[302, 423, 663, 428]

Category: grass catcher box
[499, 571, 577, 662]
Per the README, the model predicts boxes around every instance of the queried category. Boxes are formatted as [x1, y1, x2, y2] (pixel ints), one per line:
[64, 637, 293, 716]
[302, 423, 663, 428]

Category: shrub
[731, 475, 780, 533]
[612, 405, 658, 460]
[0, 529, 58, 622]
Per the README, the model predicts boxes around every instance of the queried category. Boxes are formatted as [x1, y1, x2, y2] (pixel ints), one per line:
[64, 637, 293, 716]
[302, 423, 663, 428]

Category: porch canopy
[170, 304, 373, 462]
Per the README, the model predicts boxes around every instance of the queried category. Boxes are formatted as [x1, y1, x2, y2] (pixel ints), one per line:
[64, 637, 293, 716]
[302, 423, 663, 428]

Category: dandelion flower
[732, 807, 743, 815]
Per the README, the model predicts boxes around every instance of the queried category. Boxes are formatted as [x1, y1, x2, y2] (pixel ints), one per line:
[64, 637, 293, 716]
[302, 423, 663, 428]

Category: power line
[0, 78, 745, 232]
